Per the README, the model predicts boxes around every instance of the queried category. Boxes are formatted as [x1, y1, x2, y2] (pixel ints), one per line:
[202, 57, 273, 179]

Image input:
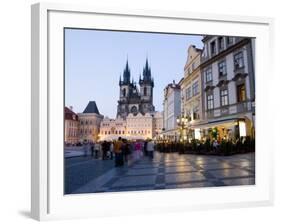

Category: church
[117, 59, 155, 119]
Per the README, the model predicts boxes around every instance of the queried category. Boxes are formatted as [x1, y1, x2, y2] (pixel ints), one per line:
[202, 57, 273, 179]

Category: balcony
[206, 101, 253, 119]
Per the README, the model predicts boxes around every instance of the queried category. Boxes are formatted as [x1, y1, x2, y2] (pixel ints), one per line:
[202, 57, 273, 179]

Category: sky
[65, 28, 203, 118]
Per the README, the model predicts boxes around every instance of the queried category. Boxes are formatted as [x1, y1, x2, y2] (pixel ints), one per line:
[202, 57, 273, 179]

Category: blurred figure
[114, 137, 124, 167]
[94, 141, 101, 159]
[134, 141, 142, 160]
[101, 141, 108, 160]
[109, 141, 114, 160]
[147, 140, 155, 159]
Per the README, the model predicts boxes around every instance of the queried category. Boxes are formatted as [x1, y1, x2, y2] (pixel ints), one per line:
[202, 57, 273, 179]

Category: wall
[0, 0, 280, 224]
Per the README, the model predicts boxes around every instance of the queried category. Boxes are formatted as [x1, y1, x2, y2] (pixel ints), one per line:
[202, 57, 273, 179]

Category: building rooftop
[64, 107, 78, 121]
[83, 101, 100, 114]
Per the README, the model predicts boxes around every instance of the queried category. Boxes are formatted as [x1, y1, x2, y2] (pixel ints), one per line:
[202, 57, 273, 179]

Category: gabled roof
[83, 101, 100, 114]
[64, 107, 78, 121]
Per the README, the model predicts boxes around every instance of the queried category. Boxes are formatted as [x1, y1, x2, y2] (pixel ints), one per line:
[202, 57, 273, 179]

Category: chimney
[69, 106, 73, 111]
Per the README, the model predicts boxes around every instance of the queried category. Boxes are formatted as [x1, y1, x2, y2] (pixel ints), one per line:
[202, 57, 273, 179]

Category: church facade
[117, 59, 155, 119]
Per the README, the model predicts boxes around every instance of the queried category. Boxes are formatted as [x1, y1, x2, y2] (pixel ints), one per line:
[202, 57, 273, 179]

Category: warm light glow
[239, 121, 246, 137]
[194, 128, 201, 139]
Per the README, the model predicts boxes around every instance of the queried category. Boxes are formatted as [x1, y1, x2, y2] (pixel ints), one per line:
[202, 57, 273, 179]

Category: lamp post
[176, 115, 189, 143]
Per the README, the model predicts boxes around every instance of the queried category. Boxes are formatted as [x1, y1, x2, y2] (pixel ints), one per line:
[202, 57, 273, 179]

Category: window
[220, 89, 229, 106]
[192, 62, 195, 70]
[205, 68, 212, 82]
[193, 106, 200, 120]
[234, 51, 244, 69]
[186, 87, 192, 99]
[207, 94, 214, 110]
[123, 88, 126, 97]
[226, 37, 233, 45]
[144, 87, 147, 96]
[237, 84, 246, 102]
[192, 81, 199, 96]
[218, 37, 224, 50]
[218, 61, 227, 76]
[210, 41, 216, 55]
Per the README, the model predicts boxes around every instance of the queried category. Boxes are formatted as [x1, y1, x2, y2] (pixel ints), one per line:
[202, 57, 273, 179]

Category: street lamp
[176, 115, 190, 142]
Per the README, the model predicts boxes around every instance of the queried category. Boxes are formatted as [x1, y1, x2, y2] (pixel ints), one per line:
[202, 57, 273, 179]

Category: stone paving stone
[133, 164, 159, 169]
[231, 161, 255, 167]
[112, 175, 157, 187]
[199, 163, 233, 170]
[164, 161, 193, 166]
[66, 151, 255, 194]
[165, 172, 206, 184]
[126, 168, 158, 176]
[208, 168, 252, 179]
[191, 159, 220, 165]
[165, 166, 197, 173]
[165, 181, 214, 189]
[222, 177, 255, 186]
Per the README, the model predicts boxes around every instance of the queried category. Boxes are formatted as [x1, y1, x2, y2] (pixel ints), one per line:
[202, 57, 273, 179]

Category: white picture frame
[31, 2, 274, 221]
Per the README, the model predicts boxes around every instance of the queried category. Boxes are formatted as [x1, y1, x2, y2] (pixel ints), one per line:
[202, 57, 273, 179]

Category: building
[200, 36, 255, 140]
[117, 59, 155, 119]
[64, 107, 79, 145]
[162, 81, 181, 141]
[126, 112, 154, 139]
[99, 117, 127, 141]
[152, 111, 164, 140]
[179, 45, 203, 140]
[78, 101, 104, 142]
[99, 112, 163, 141]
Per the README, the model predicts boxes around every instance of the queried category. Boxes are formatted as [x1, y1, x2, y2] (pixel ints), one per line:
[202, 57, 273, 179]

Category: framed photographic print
[31, 2, 274, 221]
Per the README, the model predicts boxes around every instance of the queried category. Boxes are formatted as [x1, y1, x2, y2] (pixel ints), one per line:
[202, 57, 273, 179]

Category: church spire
[123, 59, 131, 84]
[143, 57, 151, 81]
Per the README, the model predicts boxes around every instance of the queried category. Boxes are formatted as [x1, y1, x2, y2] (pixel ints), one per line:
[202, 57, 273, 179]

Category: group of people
[112, 137, 155, 167]
[83, 138, 155, 167]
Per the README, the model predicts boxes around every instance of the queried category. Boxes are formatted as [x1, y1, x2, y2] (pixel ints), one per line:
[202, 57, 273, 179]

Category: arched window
[123, 88, 126, 97]
[144, 87, 147, 96]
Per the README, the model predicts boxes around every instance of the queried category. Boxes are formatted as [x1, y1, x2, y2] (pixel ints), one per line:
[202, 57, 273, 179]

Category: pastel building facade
[179, 45, 203, 140]
[99, 112, 163, 141]
[64, 107, 79, 144]
[78, 101, 104, 142]
[162, 81, 181, 141]
[200, 36, 255, 140]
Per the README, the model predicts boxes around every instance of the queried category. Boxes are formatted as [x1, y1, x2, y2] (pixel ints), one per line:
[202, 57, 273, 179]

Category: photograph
[63, 28, 255, 194]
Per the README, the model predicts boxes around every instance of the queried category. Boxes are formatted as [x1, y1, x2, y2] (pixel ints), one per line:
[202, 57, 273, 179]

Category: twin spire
[119, 58, 153, 86]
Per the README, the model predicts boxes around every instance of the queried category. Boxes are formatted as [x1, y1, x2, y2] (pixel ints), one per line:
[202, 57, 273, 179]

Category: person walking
[101, 141, 108, 160]
[109, 141, 114, 160]
[90, 142, 95, 158]
[147, 140, 155, 159]
[83, 142, 88, 157]
[134, 141, 142, 160]
[114, 137, 124, 167]
[143, 141, 148, 156]
[94, 141, 101, 159]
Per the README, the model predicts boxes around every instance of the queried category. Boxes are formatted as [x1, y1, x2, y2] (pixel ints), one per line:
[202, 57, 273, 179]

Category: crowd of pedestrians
[81, 138, 155, 167]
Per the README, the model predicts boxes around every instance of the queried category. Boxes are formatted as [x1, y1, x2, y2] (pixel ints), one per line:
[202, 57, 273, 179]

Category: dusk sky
[65, 29, 203, 118]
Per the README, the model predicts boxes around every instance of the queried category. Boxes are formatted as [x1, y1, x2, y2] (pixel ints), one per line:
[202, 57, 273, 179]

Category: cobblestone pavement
[65, 151, 255, 194]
